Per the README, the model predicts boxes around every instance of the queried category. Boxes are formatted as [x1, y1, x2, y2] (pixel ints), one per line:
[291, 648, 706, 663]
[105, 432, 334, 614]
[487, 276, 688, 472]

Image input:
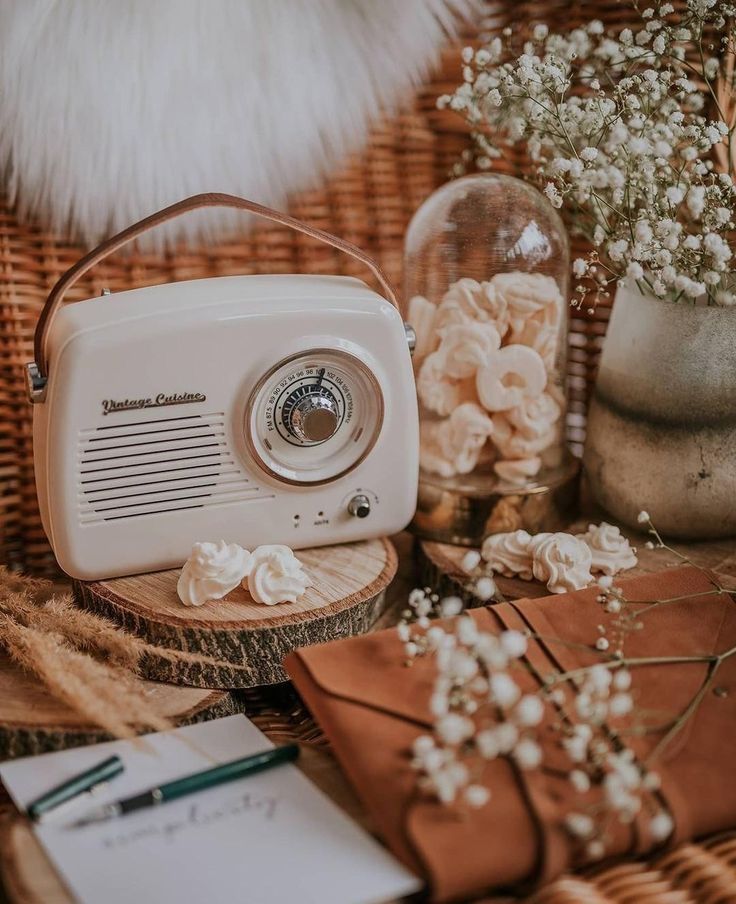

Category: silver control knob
[348, 494, 371, 519]
[404, 322, 417, 356]
[290, 394, 339, 443]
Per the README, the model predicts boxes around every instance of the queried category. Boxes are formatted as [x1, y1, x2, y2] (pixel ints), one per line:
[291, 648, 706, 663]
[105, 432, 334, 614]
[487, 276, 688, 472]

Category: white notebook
[0, 714, 421, 904]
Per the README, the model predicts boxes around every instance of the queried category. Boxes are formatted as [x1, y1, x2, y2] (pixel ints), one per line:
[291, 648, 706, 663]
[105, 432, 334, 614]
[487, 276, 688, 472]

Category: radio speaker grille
[77, 412, 269, 523]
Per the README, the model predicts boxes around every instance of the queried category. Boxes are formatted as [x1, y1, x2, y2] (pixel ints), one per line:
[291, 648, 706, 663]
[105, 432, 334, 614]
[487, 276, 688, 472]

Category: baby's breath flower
[609, 692, 634, 716]
[514, 738, 543, 769]
[441, 4, 735, 307]
[474, 576, 497, 601]
[500, 629, 528, 658]
[570, 769, 591, 793]
[543, 182, 563, 208]
[440, 596, 464, 617]
[462, 550, 481, 572]
[565, 812, 595, 838]
[490, 671, 521, 707]
[408, 514, 703, 860]
[515, 694, 545, 726]
[650, 811, 674, 841]
[464, 784, 491, 808]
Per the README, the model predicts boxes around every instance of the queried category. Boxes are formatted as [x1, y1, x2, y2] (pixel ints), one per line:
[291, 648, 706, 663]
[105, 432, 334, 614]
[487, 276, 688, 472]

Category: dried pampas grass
[1, 615, 170, 739]
[0, 567, 248, 739]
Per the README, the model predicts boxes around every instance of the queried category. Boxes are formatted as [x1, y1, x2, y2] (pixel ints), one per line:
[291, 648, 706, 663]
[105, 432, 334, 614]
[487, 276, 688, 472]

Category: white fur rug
[0, 0, 471, 249]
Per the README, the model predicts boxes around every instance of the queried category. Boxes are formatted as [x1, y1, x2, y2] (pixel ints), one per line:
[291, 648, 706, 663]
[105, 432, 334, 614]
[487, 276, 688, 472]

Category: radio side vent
[77, 412, 270, 524]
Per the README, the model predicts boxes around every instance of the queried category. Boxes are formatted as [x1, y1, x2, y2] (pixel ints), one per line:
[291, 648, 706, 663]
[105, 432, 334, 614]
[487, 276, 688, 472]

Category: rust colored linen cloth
[285, 566, 736, 902]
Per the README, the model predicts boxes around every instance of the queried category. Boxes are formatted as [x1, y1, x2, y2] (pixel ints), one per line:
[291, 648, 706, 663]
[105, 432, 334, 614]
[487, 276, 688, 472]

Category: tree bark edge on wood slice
[73, 538, 398, 689]
[0, 653, 236, 760]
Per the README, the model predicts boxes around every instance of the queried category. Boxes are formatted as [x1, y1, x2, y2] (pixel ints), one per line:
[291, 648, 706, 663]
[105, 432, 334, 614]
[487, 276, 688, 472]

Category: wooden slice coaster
[417, 525, 736, 605]
[0, 653, 235, 760]
[73, 538, 397, 689]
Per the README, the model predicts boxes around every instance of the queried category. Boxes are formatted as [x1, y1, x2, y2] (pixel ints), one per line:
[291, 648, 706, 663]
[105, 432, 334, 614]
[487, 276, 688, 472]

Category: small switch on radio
[347, 494, 371, 519]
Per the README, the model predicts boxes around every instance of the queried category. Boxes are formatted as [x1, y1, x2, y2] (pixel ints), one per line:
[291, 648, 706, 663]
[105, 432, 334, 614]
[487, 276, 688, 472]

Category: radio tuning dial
[289, 392, 339, 443]
[248, 349, 384, 485]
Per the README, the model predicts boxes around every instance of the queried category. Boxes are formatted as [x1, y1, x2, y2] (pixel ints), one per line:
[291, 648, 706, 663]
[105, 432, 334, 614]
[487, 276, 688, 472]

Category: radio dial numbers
[268, 369, 349, 447]
[247, 350, 383, 485]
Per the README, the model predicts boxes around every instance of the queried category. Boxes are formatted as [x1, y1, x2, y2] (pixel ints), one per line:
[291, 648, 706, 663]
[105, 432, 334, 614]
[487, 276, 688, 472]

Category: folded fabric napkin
[286, 566, 736, 902]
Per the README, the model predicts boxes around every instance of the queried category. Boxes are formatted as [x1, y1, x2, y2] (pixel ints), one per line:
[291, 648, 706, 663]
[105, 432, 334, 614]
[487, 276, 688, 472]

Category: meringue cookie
[476, 345, 547, 412]
[577, 522, 638, 575]
[481, 529, 534, 579]
[435, 278, 511, 338]
[492, 412, 557, 458]
[510, 314, 559, 370]
[419, 421, 452, 477]
[245, 545, 310, 605]
[478, 280, 511, 338]
[435, 278, 485, 325]
[529, 533, 593, 594]
[494, 457, 542, 485]
[505, 391, 562, 440]
[420, 402, 494, 477]
[177, 540, 252, 607]
[436, 321, 501, 379]
[492, 272, 563, 336]
[417, 351, 476, 417]
[407, 294, 439, 365]
[505, 274, 563, 371]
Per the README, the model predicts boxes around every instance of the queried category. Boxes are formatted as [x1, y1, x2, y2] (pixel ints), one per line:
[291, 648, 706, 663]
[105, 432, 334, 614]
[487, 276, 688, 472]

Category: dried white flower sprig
[440, 1, 736, 308]
[401, 512, 736, 861]
[410, 622, 542, 810]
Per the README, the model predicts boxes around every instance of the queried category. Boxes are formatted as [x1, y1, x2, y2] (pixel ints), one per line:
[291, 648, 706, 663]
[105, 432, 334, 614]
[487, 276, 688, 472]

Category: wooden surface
[0, 654, 236, 760]
[3, 529, 736, 904]
[73, 538, 397, 688]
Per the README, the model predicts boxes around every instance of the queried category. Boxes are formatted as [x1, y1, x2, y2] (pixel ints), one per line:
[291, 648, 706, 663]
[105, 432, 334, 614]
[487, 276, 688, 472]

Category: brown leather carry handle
[32, 192, 400, 383]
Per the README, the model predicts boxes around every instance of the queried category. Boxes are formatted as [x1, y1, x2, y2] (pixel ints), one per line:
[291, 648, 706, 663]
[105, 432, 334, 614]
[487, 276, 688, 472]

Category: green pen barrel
[160, 744, 299, 804]
[27, 755, 124, 821]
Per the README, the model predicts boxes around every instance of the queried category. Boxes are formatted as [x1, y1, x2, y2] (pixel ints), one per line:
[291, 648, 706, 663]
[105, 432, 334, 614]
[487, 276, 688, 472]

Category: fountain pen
[69, 743, 299, 828]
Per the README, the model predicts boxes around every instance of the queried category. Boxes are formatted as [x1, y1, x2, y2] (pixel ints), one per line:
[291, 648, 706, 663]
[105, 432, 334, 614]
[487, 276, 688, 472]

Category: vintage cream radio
[27, 194, 419, 580]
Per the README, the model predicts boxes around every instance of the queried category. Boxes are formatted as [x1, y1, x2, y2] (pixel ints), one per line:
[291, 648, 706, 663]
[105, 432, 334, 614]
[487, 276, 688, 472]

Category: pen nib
[67, 802, 121, 829]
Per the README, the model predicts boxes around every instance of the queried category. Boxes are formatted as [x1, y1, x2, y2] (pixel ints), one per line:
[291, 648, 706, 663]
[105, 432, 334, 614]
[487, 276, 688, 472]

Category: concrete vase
[584, 283, 736, 539]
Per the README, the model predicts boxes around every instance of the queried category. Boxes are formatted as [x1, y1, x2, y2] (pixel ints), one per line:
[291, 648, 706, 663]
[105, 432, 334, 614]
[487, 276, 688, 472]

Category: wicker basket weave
[0, 1, 683, 573]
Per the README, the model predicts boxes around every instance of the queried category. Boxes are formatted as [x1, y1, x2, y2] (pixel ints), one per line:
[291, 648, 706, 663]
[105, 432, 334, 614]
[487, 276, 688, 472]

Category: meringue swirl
[245, 545, 310, 605]
[177, 540, 252, 607]
[493, 457, 542, 485]
[529, 532, 593, 594]
[476, 344, 547, 412]
[407, 294, 438, 366]
[491, 411, 557, 458]
[417, 351, 476, 417]
[435, 277, 511, 338]
[505, 391, 561, 440]
[436, 321, 501, 379]
[577, 522, 638, 576]
[420, 402, 494, 477]
[481, 530, 534, 580]
[492, 272, 563, 335]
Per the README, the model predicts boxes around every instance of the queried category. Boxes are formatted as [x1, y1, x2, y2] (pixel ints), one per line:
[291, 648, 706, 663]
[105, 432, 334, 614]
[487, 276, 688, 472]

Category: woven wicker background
[0, 1, 694, 573]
